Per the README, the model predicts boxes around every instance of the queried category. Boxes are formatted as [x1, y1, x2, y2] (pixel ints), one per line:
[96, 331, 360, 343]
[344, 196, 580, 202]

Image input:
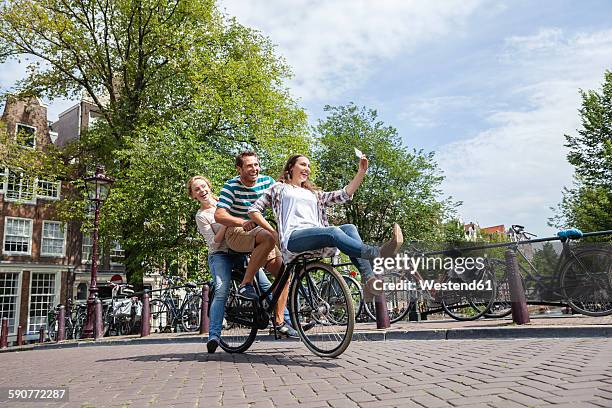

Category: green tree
[551, 71, 612, 234]
[313, 104, 456, 245]
[0, 0, 310, 282]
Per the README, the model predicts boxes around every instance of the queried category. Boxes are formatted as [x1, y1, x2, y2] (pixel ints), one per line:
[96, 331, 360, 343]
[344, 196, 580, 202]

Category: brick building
[1, 96, 124, 342]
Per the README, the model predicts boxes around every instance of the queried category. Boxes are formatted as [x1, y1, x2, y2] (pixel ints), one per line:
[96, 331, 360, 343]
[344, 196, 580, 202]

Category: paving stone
[0, 338, 611, 408]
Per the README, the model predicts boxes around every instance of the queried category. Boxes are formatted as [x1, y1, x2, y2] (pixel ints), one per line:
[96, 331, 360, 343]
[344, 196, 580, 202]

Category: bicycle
[149, 277, 202, 333]
[47, 304, 73, 341]
[486, 226, 612, 317]
[209, 253, 354, 358]
[328, 258, 364, 323]
[376, 248, 496, 321]
[102, 282, 141, 336]
[71, 301, 88, 339]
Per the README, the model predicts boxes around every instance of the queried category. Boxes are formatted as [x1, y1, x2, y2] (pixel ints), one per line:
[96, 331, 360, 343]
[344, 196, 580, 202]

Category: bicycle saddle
[185, 282, 198, 289]
[557, 228, 583, 240]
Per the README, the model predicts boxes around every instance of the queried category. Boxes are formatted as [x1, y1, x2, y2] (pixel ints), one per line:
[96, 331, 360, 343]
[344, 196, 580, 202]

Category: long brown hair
[279, 155, 319, 193]
[186, 175, 219, 201]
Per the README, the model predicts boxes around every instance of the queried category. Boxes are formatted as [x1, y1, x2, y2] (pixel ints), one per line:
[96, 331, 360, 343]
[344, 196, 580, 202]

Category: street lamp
[82, 165, 114, 338]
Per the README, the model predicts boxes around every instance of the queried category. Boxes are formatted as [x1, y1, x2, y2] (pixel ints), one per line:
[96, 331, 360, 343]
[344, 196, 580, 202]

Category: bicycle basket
[112, 299, 133, 317]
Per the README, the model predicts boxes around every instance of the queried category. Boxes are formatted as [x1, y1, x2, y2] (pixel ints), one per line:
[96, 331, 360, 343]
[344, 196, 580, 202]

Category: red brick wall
[1, 96, 51, 149]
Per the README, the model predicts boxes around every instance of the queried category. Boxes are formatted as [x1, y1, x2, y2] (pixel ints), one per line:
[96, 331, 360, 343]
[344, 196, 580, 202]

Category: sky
[2, 0, 611, 237]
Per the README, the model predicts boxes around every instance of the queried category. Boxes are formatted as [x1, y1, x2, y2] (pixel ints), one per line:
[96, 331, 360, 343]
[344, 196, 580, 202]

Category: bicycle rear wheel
[180, 294, 202, 332]
[440, 269, 496, 321]
[560, 249, 612, 316]
[290, 262, 354, 358]
[363, 273, 413, 323]
[219, 278, 258, 353]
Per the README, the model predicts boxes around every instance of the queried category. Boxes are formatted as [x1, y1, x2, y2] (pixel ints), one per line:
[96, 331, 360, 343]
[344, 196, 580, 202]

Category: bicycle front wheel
[290, 262, 354, 358]
[180, 295, 202, 332]
[560, 249, 612, 316]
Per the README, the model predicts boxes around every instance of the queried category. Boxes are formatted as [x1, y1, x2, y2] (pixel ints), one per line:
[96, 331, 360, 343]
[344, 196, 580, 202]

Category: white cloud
[438, 28, 612, 236]
[504, 28, 565, 53]
[399, 95, 475, 128]
[220, 0, 484, 102]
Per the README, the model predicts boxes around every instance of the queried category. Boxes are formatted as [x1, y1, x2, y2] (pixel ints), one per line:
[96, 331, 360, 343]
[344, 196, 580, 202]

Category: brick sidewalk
[3, 314, 611, 355]
[1, 338, 611, 407]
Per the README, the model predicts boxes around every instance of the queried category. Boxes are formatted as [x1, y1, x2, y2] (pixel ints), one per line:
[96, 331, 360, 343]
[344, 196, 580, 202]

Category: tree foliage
[313, 104, 456, 245]
[552, 71, 612, 234]
[1, 0, 310, 282]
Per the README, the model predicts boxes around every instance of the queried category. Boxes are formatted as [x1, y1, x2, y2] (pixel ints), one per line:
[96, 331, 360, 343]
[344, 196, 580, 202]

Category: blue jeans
[287, 224, 375, 280]
[208, 252, 290, 339]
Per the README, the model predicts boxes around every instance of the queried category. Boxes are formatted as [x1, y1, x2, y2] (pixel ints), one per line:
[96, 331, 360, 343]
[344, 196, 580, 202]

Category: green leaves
[1, 0, 309, 282]
[313, 103, 454, 244]
[553, 70, 612, 235]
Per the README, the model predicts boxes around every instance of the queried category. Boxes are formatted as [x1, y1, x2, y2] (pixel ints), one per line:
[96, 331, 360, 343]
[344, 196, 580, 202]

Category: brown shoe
[365, 276, 384, 297]
[379, 223, 403, 258]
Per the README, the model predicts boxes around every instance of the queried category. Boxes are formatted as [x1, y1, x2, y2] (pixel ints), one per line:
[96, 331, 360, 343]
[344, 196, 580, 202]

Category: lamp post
[82, 165, 114, 338]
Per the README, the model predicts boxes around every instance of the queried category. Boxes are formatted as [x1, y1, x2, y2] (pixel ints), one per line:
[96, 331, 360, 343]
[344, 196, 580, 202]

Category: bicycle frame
[254, 261, 299, 317]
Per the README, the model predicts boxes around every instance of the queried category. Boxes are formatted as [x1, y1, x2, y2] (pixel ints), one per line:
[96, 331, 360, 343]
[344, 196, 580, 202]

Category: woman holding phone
[247, 153, 403, 296]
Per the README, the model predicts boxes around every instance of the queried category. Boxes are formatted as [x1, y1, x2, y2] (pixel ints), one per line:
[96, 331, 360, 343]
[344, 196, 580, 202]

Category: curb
[2, 324, 611, 353]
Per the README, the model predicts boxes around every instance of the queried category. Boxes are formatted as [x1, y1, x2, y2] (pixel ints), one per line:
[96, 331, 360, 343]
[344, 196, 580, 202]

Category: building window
[82, 234, 93, 262]
[0, 272, 20, 334]
[0, 168, 7, 194]
[16, 123, 36, 148]
[41, 221, 66, 257]
[36, 180, 61, 200]
[81, 233, 101, 263]
[110, 240, 125, 264]
[5, 170, 35, 202]
[3, 217, 33, 255]
[28, 272, 57, 333]
[77, 283, 88, 300]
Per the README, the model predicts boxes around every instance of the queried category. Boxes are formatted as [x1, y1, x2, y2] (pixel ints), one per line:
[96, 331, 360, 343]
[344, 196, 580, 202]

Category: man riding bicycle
[214, 151, 295, 340]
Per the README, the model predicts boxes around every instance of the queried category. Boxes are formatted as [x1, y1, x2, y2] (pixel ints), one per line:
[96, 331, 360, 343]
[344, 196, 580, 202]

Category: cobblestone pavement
[1, 338, 611, 408]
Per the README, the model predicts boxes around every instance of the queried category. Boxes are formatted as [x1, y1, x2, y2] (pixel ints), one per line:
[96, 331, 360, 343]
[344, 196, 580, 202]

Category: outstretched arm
[345, 154, 368, 197]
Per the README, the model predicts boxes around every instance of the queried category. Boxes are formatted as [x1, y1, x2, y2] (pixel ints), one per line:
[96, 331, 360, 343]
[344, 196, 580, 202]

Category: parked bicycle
[486, 226, 612, 317]
[102, 281, 142, 336]
[47, 303, 73, 341]
[372, 248, 496, 321]
[149, 277, 202, 333]
[71, 301, 88, 339]
[209, 253, 354, 358]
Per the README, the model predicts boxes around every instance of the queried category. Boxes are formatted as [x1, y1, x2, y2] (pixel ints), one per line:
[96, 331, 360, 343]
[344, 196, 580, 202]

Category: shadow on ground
[96, 348, 341, 368]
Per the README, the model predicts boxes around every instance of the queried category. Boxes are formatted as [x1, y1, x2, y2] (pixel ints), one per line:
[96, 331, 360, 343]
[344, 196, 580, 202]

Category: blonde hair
[187, 176, 219, 201]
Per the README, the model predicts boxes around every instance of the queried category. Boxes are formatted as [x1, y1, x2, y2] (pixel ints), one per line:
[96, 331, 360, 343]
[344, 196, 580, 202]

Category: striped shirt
[217, 175, 275, 219]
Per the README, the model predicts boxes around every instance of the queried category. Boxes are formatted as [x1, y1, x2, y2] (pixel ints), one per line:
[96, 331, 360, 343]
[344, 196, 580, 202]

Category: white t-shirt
[280, 185, 322, 250]
[195, 207, 228, 253]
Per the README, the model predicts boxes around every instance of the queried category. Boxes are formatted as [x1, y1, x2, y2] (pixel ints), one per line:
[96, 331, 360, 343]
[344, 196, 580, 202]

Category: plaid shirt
[248, 181, 352, 263]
